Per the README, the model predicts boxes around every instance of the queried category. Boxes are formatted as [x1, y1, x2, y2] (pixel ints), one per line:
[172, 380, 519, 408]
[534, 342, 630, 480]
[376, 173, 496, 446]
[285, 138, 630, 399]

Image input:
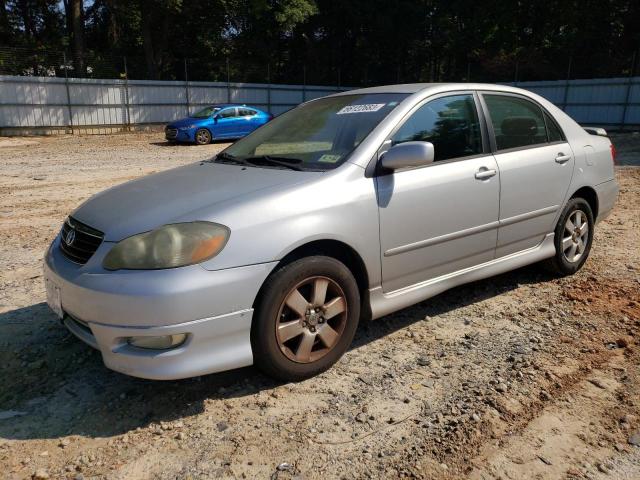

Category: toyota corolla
[44, 83, 618, 381]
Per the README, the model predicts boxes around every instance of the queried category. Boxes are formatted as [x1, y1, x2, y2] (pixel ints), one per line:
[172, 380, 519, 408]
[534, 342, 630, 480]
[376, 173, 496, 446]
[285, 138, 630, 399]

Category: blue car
[165, 104, 272, 145]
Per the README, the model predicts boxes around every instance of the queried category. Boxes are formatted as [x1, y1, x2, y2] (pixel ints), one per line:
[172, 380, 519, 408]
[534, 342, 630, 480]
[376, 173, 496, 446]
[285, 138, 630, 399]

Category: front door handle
[555, 153, 571, 164]
[475, 167, 497, 180]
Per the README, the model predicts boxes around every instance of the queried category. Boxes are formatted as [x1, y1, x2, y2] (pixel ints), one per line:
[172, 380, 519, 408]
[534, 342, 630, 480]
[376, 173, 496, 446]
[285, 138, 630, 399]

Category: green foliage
[1, 0, 639, 83]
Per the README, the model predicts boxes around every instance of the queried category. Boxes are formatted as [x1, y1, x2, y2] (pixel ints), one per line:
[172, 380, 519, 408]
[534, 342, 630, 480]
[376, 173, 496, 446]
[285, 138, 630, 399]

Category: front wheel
[194, 128, 212, 145]
[545, 197, 594, 276]
[251, 256, 360, 381]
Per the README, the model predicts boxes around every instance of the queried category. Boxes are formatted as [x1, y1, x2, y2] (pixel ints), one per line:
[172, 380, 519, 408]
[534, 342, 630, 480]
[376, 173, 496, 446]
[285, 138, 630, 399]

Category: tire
[545, 197, 594, 276]
[194, 128, 212, 145]
[251, 256, 360, 381]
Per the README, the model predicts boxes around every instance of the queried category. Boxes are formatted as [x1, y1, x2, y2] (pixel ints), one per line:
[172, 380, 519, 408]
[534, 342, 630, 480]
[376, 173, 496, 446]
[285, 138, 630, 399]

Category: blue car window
[191, 106, 221, 118]
[218, 108, 237, 119]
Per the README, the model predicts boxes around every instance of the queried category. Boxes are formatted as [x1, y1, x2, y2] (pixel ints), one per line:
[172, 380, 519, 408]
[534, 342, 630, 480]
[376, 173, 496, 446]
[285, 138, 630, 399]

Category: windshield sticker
[337, 103, 386, 114]
[318, 154, 341, 163]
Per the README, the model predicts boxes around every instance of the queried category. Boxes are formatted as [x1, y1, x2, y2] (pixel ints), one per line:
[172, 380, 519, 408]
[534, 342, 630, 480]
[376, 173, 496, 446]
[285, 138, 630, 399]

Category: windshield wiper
[244, 155, 304, 171]
[213, 152, 251, 166]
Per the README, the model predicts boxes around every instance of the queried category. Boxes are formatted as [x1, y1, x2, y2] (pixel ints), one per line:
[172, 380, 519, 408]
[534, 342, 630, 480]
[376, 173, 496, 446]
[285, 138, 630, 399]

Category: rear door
[215, 107, 241, 138]
[479, 92, 574, 257]
[238, 107, 258, 135]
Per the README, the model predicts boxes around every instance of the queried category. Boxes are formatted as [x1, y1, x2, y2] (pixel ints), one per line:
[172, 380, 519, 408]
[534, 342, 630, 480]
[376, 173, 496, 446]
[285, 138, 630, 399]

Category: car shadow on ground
[0, 264, 555, 441]
[149, 139, 234, 147]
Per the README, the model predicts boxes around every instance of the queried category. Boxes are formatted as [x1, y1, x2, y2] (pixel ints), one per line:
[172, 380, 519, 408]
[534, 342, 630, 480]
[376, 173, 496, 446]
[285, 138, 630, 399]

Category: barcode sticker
[337, 104, 386, 114]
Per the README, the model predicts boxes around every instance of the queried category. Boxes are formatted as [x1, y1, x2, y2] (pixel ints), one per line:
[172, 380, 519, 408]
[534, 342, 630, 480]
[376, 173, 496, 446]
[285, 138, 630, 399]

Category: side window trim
[541, 109, 567, 143]
[478, 91, 566, 153]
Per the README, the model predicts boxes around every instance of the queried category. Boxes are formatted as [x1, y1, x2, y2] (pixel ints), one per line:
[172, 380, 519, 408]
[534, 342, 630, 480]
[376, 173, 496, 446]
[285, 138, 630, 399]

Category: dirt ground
[0, 132, 639, 480]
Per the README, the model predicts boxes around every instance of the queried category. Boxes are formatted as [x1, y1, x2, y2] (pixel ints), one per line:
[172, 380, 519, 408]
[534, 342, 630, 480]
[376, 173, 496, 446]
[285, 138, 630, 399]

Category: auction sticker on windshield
[337, 104, 385, 114]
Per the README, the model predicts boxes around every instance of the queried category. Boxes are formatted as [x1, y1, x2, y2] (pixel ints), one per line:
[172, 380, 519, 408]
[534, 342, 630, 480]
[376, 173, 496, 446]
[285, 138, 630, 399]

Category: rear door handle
[475, 167, 497, 180]
[555, 153, 571, 164]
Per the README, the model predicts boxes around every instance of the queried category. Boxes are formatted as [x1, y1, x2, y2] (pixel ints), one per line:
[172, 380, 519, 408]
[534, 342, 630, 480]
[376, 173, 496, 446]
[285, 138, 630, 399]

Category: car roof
[329, 82, 532, 97]
[208, 104, 260, 109]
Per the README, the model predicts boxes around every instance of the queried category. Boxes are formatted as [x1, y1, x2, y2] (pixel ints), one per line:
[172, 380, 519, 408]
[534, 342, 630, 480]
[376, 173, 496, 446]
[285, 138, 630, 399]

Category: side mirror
[213, 115, 219, 123]
[380, 141, 435, 171]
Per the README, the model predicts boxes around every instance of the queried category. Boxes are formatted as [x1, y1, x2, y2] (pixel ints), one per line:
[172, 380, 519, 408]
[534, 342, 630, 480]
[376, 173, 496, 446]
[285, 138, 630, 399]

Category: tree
[62, 0, 85, 75]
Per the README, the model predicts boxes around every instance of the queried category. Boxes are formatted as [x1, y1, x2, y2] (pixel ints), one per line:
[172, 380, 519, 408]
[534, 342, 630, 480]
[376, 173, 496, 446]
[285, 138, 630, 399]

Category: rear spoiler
[584, 127, 608, 137]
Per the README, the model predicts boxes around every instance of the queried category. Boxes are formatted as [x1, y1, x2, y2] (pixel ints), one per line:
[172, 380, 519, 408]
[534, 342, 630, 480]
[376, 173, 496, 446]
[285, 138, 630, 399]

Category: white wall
[0, 75, 346, 129]
[2, 74, 639, 130]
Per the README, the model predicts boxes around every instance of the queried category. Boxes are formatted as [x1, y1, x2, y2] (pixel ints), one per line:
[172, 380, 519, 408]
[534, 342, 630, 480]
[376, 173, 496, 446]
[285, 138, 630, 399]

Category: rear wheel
[545, 197, 594, 276]
[194, 128, 212, 145]
[251, 256, 360, 381]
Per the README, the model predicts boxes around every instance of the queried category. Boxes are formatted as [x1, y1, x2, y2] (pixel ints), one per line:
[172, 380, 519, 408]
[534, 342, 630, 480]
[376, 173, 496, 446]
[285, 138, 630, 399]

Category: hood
[166, 117, 207, 128]
[71, 162, 316, 241]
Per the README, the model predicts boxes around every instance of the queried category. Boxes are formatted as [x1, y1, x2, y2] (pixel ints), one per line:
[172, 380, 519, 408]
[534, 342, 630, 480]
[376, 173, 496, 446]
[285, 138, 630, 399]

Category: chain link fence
[1, 46, 639, 133]
[2, 46, 637, 85]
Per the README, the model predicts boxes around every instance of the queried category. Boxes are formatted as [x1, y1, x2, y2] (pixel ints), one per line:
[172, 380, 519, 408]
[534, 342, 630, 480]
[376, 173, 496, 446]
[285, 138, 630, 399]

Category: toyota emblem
[64, 228, 76, 246]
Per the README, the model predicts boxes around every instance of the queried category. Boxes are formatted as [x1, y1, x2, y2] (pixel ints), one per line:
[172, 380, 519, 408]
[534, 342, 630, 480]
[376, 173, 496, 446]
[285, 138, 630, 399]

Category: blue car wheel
[195, 128, 212, 145]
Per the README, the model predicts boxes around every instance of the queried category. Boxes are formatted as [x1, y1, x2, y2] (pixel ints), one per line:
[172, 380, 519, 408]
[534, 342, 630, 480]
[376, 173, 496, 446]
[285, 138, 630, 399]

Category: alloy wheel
[196, 129, 210, 144]
[276, 276, 348, 363]
[562, 209, 589, 263]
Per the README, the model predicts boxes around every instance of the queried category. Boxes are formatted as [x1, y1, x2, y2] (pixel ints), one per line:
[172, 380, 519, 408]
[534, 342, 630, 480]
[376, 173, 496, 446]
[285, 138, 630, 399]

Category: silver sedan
[43, 83, 619, 381]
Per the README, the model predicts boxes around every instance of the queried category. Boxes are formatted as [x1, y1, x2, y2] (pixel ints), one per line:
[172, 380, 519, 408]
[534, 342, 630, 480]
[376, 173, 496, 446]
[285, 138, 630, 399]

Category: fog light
[127, 334, 187, 350]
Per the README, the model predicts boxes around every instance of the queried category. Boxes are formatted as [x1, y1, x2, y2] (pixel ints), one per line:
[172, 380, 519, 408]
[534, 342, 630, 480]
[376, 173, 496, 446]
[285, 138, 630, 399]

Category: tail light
[610, 143, 617, 165]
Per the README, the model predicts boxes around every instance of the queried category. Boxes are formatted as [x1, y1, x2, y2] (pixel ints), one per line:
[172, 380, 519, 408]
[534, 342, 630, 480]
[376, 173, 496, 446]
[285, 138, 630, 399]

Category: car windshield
[191, 106, 221, 118]
[220, 93, 408, 171]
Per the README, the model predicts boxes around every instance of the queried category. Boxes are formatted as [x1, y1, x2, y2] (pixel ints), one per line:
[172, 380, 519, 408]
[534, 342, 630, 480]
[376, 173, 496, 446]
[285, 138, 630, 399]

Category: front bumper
[44, 236, 277, 379]
[165, 127, 195, 142]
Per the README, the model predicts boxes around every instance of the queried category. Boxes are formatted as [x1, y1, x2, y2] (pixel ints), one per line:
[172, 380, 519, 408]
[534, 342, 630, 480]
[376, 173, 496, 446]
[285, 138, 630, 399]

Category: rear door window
[483, 94, 548, 150]
[218, 108, 237, 118]
[239, 108, 257, 116]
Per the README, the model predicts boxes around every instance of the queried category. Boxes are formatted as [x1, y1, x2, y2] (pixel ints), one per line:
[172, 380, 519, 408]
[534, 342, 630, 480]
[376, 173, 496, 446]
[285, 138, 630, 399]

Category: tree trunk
[0, 0, 9, 44]
[71, 0, 85, 76]
[104, 0, 119, 46]
[140, 0, 158, 79]
[63, 0, 85, 76]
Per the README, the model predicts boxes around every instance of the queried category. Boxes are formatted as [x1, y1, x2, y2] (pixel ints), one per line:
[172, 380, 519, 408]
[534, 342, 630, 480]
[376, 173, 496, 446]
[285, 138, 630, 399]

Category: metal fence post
[267, 63, 272, 113]
[620, 52, 636, 131]
[184, 58, 190, 116]
[123, 56, 131, 130]
[561, 56, 573, 112]
[302, 65, 306, 102]
[63, 52, 74, 134]
[226, 58, 231, 103]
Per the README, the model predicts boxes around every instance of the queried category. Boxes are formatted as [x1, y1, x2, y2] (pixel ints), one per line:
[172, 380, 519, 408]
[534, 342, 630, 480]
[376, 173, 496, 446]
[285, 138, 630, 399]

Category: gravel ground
[0, 132, 639, 480]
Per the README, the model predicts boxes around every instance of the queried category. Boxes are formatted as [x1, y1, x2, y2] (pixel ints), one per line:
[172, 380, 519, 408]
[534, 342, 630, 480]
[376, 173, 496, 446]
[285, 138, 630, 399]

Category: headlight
[103, 222, 229, 270]
[179, 125, 196, 130]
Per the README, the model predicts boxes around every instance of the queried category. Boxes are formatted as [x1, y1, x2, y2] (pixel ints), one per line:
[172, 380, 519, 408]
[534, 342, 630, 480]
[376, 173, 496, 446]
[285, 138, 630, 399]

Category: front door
[480, 93, 575, 257]
[377, 93, 501, 293]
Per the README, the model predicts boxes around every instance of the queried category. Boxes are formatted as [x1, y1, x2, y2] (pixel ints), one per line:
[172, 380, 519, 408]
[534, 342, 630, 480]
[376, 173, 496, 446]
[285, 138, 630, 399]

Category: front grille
[165, 127, 178, 139]
[59, 217, 104, 264]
